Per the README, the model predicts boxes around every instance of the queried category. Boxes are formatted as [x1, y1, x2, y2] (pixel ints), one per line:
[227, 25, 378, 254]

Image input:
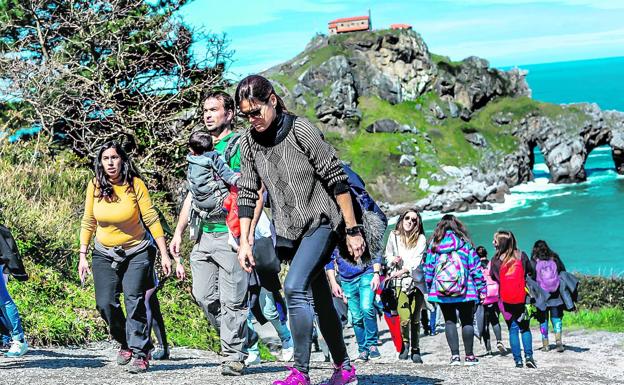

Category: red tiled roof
[391, 23, 412, 29]
[328, 15, 369, 24]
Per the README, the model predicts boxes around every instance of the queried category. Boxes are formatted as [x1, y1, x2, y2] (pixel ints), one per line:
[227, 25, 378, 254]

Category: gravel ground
[1, 321, 623, 385]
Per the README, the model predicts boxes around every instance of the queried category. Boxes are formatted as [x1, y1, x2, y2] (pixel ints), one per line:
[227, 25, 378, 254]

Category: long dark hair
[94, 141, 140, 201]
[235, 75, 287, 114]
[430, 214, 472, 252]
[394, 209, 425, 249]
[493, 230, 519, 267]
[532, 240, 566, 270]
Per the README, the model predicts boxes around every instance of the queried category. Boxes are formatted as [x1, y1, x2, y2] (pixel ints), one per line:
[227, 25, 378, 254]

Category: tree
[0, 0, 233, 192]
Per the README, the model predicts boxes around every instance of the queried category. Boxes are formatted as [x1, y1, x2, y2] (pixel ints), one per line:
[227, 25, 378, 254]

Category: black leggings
[280, 224, 350, 374]
[146, 285, 167, 347]
[482, 304, 502, 351]
[439, 302, 476, 356]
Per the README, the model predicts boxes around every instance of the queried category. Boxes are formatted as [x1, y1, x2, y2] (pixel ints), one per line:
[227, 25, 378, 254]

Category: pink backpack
[482, 261, 499, 305]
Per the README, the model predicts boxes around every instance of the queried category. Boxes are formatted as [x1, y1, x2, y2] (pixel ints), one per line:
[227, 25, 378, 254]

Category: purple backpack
[536, 259, 560, 293]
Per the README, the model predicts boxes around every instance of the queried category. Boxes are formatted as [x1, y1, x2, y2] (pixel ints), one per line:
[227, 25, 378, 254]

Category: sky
[179, 0, 624, 78]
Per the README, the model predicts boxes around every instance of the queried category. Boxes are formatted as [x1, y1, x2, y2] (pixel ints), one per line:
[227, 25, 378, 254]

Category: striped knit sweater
[423, 230, 486, 303]
[237, 114, 348, 241]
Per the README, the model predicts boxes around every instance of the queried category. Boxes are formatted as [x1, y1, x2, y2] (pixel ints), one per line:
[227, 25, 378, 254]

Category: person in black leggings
[235, 75, 363, 385]
[145, 274, 169, 360]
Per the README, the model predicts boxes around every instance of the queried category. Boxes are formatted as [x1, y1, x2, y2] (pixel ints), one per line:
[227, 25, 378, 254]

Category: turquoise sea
[420, 56, 624, 276]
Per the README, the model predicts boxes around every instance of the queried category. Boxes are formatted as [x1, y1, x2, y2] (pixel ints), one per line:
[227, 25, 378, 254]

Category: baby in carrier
[186, 131, 240, 238]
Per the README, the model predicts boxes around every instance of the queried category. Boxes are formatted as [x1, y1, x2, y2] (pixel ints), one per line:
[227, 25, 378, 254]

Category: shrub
[576, 275, 624, 310]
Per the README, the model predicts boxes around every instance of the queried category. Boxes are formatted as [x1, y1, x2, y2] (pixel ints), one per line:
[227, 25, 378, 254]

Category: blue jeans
[0, 270, 24, 342]
[342, 272, 379, 353]
[504, 303, 533, 363]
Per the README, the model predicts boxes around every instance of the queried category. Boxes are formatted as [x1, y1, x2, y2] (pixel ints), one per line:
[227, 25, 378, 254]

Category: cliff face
[264, 29, 624, 212]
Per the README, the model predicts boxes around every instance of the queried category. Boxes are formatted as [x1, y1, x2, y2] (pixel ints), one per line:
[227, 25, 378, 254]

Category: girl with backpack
[384, 209, 427, 364]
[531, 240, 566, 353]
[490, 230, 536, 369]
[475, 246, 506, 356]
[423, 215, 486, 366]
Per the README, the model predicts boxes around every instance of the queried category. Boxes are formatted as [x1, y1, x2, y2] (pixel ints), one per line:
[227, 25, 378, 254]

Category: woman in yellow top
[78, 141, 172, 374]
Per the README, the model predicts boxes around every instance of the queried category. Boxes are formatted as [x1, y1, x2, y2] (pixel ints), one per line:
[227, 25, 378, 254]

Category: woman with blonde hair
[384, 209, 427, 363]
[490, 230, 536, 369]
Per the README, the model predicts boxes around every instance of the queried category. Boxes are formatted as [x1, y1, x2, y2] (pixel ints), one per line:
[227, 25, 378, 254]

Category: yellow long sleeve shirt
[80, 177, 164, 249]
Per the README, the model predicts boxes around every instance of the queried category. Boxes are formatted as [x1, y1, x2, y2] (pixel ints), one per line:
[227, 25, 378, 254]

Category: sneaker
[464, 355, 479, 366]
[449, 355, 461, 366]
[542, 338, 550, 352]
[281, 339, 294, 362]
[152, 345, 170, 360]
[116, 347, 132, 365]
[273, 367, 311, 385]
[4, 339, 28, 358]
[496, 341, 506, 354]
[245, 352, 261, 366]
[222, 361, 245, 376]
[525, 357, 537, 369]
[515, 361, 524, 368]
[354, 351, 368, 362]
[411, 353, 423, 364]
[368, 346, 381, 360]
[320, 364, 357, 385]
[127, 356, 149, 374]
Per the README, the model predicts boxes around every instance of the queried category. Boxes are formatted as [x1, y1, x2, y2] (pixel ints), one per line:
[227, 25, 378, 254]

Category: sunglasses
[404, 216, 418, 223]
[238, 107, 263, 119]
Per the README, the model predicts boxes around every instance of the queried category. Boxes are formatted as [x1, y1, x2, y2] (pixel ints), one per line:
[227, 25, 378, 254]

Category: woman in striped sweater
[235, 75, 362, 385]
[423, 214, 486, 366]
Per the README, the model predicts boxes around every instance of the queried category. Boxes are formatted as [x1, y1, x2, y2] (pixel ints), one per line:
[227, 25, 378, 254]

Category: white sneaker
[5, 339, 28, 357]
[244, 352, 261, 366]
[280, 339, 294, 362]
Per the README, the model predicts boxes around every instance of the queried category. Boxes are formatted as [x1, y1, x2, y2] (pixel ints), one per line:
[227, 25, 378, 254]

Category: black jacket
[0, 224, 28, 281]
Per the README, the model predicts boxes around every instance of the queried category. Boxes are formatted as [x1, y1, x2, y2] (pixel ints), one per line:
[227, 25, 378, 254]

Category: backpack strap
[223, 132, 241, 167]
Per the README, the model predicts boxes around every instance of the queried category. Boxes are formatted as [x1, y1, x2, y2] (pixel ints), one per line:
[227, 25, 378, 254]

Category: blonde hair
[493, 230, 518, 267]
[395, 209, 424, 249]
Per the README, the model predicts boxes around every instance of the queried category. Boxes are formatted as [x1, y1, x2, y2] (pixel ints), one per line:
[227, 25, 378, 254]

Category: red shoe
[116, 348, 132, 366]
[127, 356, 150, 374]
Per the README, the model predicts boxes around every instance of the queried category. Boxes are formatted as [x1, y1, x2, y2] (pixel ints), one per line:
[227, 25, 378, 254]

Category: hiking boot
[116, 347, 132, 365]
[221, 361, 245, 376]
[398, 342, 410, 360]
[496, 340, 506, 354]
[354, 351, 369, 362]
[273, 367, 311, 385]
[555, 333, 564, 352]
[368, 346, 381, 360]
[5, 339, 28, 358]
[245, 352, 261, 366]
[411, 352, 423, 364]
[515, 361, 523, 368]
[127, 356, 149, 374]
[152, 345, 170, 360]
[542, 338, 550, 352]
[449, 355, 461, 366]
[320, 363, 357, 385]
[525, 357, 537, 369]
[464, 355, 479, 366]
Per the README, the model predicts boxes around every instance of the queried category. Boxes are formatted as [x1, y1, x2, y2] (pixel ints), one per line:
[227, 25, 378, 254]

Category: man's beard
[206, 120, 230, 136]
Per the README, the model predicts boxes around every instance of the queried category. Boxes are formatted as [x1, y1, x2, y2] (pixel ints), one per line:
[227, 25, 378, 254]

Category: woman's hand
[238, 241, 255, 273]
[346, 233, 366, 261]
[390, 269, 405, 280]
[392, 255, 402, 265]
[331, 281, 345, 299]
[161, 254, 172, 277]
[175, 261, 186, 280]
[169, 233, 182, 258]
[370, 273, 381, 291]
[78, 255, 91, 285]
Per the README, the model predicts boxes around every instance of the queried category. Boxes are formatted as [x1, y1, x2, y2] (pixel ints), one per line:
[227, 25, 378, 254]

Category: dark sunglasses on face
[238, 107, 263, 119]
[404, 216, 418, 223]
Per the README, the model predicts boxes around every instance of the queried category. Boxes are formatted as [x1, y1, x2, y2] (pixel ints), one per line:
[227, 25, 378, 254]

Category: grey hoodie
[187, 151, 239, 214]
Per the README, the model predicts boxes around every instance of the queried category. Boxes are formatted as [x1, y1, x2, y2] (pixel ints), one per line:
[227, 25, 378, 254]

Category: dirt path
[1, 322, 623, 385]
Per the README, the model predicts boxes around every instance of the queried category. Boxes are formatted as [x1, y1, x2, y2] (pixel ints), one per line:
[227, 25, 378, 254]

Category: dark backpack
[536, 259, 560, 293]
[0, 225, 28, 281]
[222, 132, 241, 169]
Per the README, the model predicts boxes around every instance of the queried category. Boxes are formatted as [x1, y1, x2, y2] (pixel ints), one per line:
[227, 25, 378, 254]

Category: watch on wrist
[373, 271, 380, 276]
[345, 225, 363, 236]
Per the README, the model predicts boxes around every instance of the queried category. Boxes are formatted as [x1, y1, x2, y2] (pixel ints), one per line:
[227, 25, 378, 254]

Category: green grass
[564, 307, 624, 333]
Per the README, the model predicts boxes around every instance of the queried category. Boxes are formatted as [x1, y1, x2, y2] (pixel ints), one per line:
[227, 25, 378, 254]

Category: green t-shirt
[201, 131, 241, 233]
